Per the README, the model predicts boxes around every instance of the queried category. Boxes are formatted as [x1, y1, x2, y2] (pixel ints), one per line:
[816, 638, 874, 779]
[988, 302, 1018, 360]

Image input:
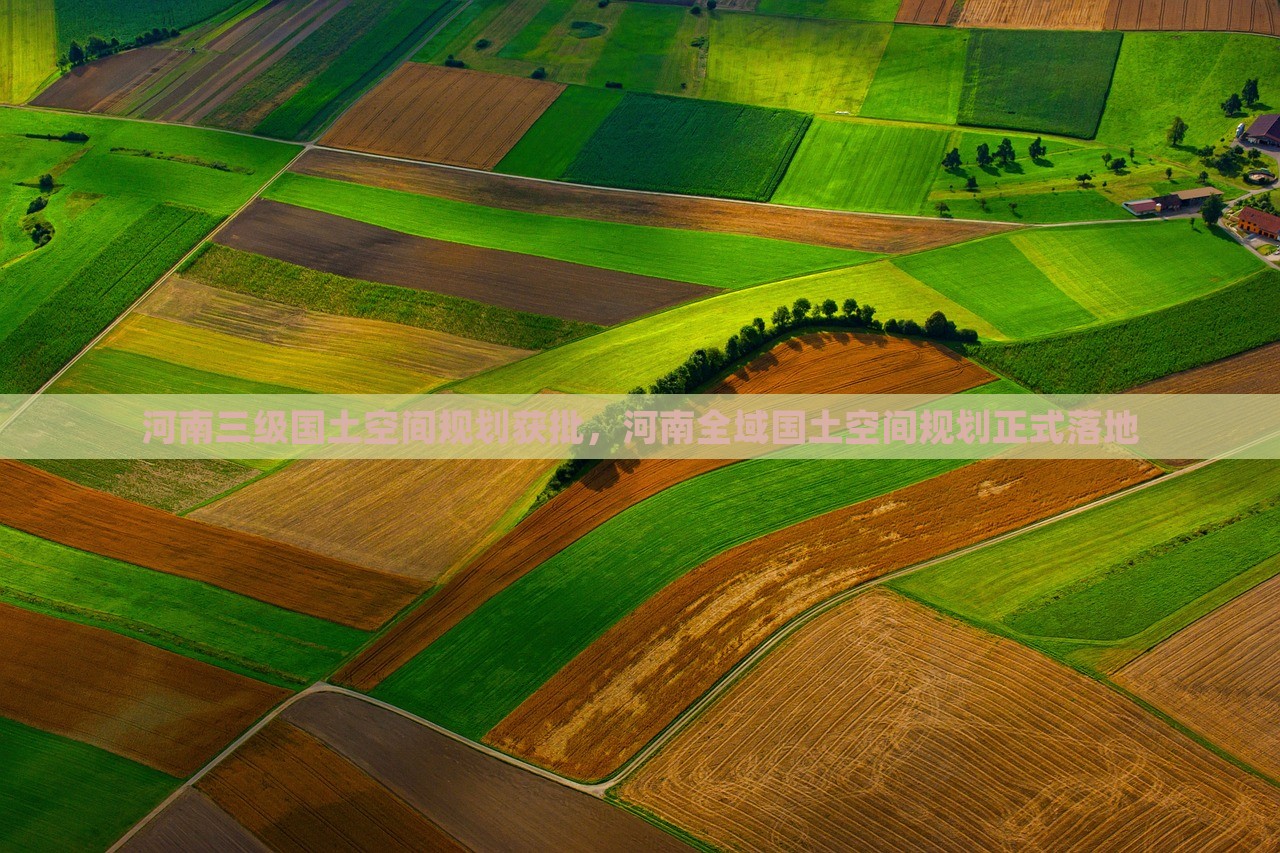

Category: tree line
[65, 28, 181, 67]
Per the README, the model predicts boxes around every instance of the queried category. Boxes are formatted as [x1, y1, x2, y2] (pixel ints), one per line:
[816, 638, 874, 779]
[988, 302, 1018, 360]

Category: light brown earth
[197, 719, 464, 852]
[1132, 341, 1280, 393]
[190, 458, 554, 582]
[621, 590, 1280, 851]
[895, 0, 959, 25]
[0, 601, 288, 777]
[1104, 0, 1280, 34]
[279, 689, 691, 850]
[123, 790, 268, 853]
[0, 460, 423, 630]
[336, 332, 995, 690]
[293, 147, 1014, 253]
[322, 64, 565, 168]
[1114, 569, 1280, 780]
[488, 457, 1159, 780]
[958, 0, 1108, 29]
[215, 199, 713, 325]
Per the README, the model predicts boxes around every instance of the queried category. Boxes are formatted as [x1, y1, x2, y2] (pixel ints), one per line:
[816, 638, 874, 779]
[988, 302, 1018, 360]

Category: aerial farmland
[2, 0, 1280, 847]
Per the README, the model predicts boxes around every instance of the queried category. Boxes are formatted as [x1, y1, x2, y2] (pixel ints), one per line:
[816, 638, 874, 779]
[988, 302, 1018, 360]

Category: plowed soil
[197, 719, 463, 852]
[322, 64, 564, 169]
[895, 0, 959, 24]
[0, 601, 288, 777]
[336, 332, 995, 690]
[215, 200, 712, 325]
[123, 790, 268, 853]
[1104, 0, 1280, 33]
[277, 690, 690, 850]
[488, 457, 1159, 779]
[294, 147, 1013, 253]
[959, 0, 1108, 29]
[1132, 341, 1280, 393]
[0, 461, 422, 630]
[1115, 570, 1280, 780]
[32, 47, 176, 113]
[621, 590, 1280, 850]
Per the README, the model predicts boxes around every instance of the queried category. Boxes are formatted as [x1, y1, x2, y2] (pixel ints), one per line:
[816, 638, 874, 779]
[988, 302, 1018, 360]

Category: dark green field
[958, 29, 1122, 139]
[52, 0, 237, 51]
[562, 93, 811, 201]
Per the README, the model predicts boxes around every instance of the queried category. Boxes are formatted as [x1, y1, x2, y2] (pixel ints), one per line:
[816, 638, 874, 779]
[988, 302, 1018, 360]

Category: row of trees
[942, 137, 1046, 172]
[1222, 79, 1261, 117]
[65, 28, 180, 66]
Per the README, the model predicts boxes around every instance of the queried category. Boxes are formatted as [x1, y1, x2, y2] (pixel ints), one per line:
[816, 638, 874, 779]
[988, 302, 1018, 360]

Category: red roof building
[1238, 206, 1280, 239]
[1245, 114, 1280, 146]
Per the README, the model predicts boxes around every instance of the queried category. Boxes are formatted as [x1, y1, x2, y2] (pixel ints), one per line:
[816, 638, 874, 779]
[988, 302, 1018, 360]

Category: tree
[1198, 170, 1210, 184]
[1167, 116, 1188, 147]
[37, 173, 54, 192]
[841, 298, 858, 319]
[1165, 166, 1174, 180]
[1110, 157, 1127, 173]
[791, 297, 811, 319]
[1243, 78, 1260, 107]
[1101, 152, 1112, 166]
[975, 142, 992, 168]
[1008, 201, 1019, 216]
[771, 305, 791, 329]
[941, 148, 962, 170]
[1201, 194, 1226, 225]
[820, 299, 838, 318]
[924, 311, 956, 339]
[1222, 92, 1243, 116]
[68, 40, 84, 65]
[753, 317, 765, 334]
[935, 201, 951, 216]
[707, 0, 718, 8]
[1075, 172, 1092, 187]
[965, 175, 979, 192]
[1028, 137, 1046, 159]
[530, 67, 547, 79]
[995, 137, 1016, 167]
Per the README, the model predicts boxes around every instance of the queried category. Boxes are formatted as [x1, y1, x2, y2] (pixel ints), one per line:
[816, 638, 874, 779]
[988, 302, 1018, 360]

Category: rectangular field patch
[958, 0, 1109, 29]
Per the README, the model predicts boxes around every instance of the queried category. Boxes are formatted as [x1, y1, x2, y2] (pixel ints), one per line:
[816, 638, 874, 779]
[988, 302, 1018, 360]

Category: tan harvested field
[1133, 341, 1280, 393]
[895, 0, 959, 24]
[1115, 570, 1280, 780]
[197, 719, 464, 852]
[1104, 0, 1280, 33]
[191, 458, 553, 581]
[621, 590, 1280, 850]
[337, 333, 995, 690]
[0, 460, 423, 630]
[28, 458, 261, 514]
[216, 199, 712, 325]
[123, 790, 268, 853]
[277, 690, 690, 850]
[0, 601, 288, 777]
[295, 147, 1013, 253]
[323, 64, 564, 168]
[489, 457, 1159, 780]
[31, 47, 178, 113]
[959, 0, 1108, 29]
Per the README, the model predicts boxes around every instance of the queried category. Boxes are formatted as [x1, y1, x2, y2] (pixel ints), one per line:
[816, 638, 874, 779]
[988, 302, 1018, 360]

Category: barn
[1244, 114, 1280, 147]
[1237, 206, 1280, 239]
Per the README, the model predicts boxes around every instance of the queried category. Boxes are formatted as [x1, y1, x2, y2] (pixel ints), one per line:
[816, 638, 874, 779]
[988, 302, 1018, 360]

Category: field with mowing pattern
[757, 0, 902, 21]
[495, 84, 623, 179]
[0, 0, 55, 103]
[859, 25, 967, 124]
[51, 0, 238, 51]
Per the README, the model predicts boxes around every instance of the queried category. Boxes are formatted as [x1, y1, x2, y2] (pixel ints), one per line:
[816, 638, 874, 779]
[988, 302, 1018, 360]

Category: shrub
[475, 38, 491, 49]
[26, 196, 47, 215]
[444, 55, 466, 68]
[604, 80, 623, 89]
[37, 174, 54, 192]
[531, 67, 547, 79]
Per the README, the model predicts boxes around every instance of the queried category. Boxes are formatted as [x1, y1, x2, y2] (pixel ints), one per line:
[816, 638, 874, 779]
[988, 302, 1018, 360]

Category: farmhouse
[1122, 186, 1223, 217]
[1238, 206, 1280, 239]
[1244, 114, 1280, 146]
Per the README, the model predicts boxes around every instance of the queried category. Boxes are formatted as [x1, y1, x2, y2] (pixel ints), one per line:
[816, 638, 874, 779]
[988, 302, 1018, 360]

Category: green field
[456, 258, 1000, 393]
[1, 0, 56, 103]
[373, 456, 965, 736]
[773, 119, 951, 214]
[702, 15, 890, 114]
[585, 1, 686, 90]
[30, 457, 259, 513]
[1098, 32, 1280, 162]
[51, 0, 238, 51]
[892, 460, 1280, 674]
[756, 0, 902, 21]
[53, 345, 308, 394]
[970, 268, 1280, 394]
[495, 85, 623, 179]
[0, 714, 176, 852]
[959, 30, 1122, 139]
[0, 523, 366, 686]
[562, 93, 810, 201]
[266, 172, 874, 287]
[859, 25, 967, 125]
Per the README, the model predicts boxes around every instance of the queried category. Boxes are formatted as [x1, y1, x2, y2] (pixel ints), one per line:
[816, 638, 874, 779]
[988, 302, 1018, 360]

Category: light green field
[757, 0, 902, 21]
[1098, 32, 1280, 162]
[373, 456, 965, 737]
[0, 0, 56, 103]
[0, 523, 367, 687]
[893, 235, 1095, 338]
[0, 715, 176, 853]
[773, 119, 951, 214]
[456, 258, 1000, 393]
[53, 346, 306, 394]
[265, 173, 875, 288]
[702, 14, 890, 113]
[892, 460, 1280, 675]
[495, 85, 623, 179]
[586, 1, 686, 90]
[859, 25, 967, 125]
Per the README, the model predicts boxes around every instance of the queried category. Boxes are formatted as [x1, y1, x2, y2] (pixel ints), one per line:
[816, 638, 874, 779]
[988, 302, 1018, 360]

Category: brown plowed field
[895, 0, 959, 25]
[0, 601, 288, 777]
[1103, 0, 1280, 33]
[488, 457, 1159, 780]
[278, 690, 690, 850]
[1133, 341, 1280, 393]
[621, 590, 1280, 851]
[197, 719, 464, 852]
[958, 0, 1108, 29]
[216, 199, 712, 325]
[32, 48, 176, 113]
[294, 147, 1013, 253]
[1115, 570, 1280, 780]
[322, 64, 564, 169]
[0, 461, 422, 630]
[336, 333, 995, 690]
[191, 458, 554, 582]
[123, 790, 268, 853]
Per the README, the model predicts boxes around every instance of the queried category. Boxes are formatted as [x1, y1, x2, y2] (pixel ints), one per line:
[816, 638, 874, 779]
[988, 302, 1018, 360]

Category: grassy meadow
[859, 25, 968, 125]
[0, 0, 56, 104]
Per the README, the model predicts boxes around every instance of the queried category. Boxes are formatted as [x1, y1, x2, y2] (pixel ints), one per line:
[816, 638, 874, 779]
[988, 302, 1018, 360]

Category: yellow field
[0, 0, 56, 103]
